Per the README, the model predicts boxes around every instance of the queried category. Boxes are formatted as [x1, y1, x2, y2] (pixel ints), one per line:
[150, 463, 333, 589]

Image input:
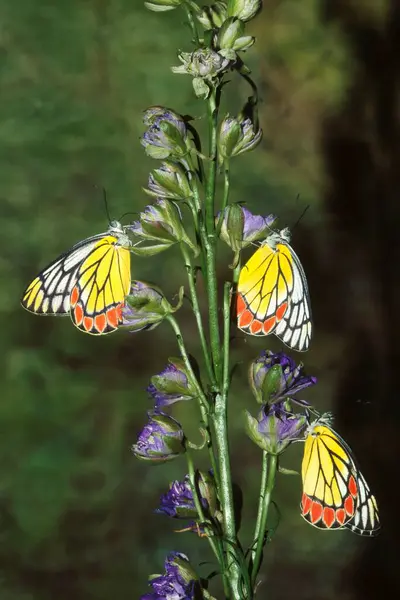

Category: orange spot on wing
[115, 303, 123, 322]
[262, 316, 276, 334]
[236, 293, 246, 316]
[74, 304, 83, 325]
[336, 508, 346, 525]
[250, 320, 262, 334]
[83, 316, 94, 332]
[302, 493, 312, 516]
[344, 495, 355, 517]
[348, 475, 358, 497]
[276, 301, 288, 321]
[323, 507, 335, 528]
[94, 313, 107, 333]
[70, 286, 79, 307]
[238, 309, 253, 328]
[107, 307, 118, 329]
[310, 501, 323, 524]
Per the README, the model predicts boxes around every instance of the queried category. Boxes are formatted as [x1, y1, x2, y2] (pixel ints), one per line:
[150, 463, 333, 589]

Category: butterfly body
[237, 227, 312, 351]
[301, 414, 380, 536]
[21, 221, 132, 335]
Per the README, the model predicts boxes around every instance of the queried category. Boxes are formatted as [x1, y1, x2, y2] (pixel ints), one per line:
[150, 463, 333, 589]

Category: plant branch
[250, 453, 278, 586]
[180, 243, 216, 386]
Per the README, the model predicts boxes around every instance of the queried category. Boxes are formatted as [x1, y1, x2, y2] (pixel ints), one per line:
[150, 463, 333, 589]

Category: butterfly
[21, 220, 132, 335]
[236, 227, 312, 352]
[301, 413, 380, 536]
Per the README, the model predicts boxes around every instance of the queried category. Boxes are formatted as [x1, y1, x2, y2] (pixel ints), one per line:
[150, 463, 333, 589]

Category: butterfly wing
[21, 234, 105, 316]
[69, 235, 131, 335]
[237, 238, 312, 351]
[301, 423, 380, 536]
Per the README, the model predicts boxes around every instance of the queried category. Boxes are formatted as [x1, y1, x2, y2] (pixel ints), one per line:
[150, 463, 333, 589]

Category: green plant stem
[203, 87, 222, 382]
[250, 451, 268, 568]
[186, 449, 227, 591]
[216, 160, 230, 236]
[182, 2, 200, 46]
[251, 453, 278, 586]
[166, 315, 209, 412]
[180, 243, 216, 387]
[166, 314, 220, 484]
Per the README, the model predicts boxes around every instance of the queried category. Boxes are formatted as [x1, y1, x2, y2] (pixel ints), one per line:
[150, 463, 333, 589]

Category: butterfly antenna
[119, 211, 139, 222]
[102, 188, 112, 224]
[291, 203, 310, 232]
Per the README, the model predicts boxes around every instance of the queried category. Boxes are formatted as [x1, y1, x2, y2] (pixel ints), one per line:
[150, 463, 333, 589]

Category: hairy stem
[186, 449, 226, 581]
[251, 453, 278, 586]
[250, 451, 268, 569]
[180, 243, 216, 386]
[166, 314, 220, 484]
[204, 87, 222, 383]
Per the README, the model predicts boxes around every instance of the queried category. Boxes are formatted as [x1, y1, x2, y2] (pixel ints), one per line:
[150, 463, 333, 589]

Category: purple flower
[157, 471, 217, 520]
[127, 199, 197, 255]
[122, 281, 183, 332]
[132, 412, 185, 463]
[141, 552, 200, 600]
[245, 401, 307, 455]
[157, 476, 199, 519]
[218, 114, 262, 162]
[218, 205, 276, 250]
[145, 161, 192, 201]
[148, 358, 197, 408]
[141, 107, 188, 160]
[249, 350, 316, 405]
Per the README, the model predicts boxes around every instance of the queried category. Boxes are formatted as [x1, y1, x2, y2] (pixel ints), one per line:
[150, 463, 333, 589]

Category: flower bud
[147, 358, 198, 408]
[141, 107, 189, 160]
[172, 48, 231, 80]
[216, 16, 255, 53]
[249, 350, 317, 406]
[145, 161, 193, 201]
[145, 0, 182, 11]
[227, 0, 262, 22]
[122, 281, 183, 332]
[132, 412, 186, 463]
[218, 113, 262, 161]
[156, 470, 218, 521]
[217, 204, 244, 255]
[244, 402, 306, 455]
[128, 199, 198, 255]
[218, 206, 276, 249]
[142, 552, 200, 600]
[196, 1, 228, 29]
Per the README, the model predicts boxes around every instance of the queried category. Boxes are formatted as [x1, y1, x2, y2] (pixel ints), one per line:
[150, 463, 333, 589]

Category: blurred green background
[2, 1, 397, 598]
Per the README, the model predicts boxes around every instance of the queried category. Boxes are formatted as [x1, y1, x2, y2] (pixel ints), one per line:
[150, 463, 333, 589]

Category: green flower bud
[142, 107, 189, 160]
[144, 0, 183, 12]
[249, 363, 283, 405]
[172, 48, 231, 81]
[122, 281, 183, 332]
[145, 161, 193, 201]
[217, 204, 245, 254]
[227, 0, 262, 22]
[218, 113, 262, 162]
[244, 403, 306, 455]
[196, 1, 228, 29]
[128, 199, 198, 256]
[217, 17, 244, 49]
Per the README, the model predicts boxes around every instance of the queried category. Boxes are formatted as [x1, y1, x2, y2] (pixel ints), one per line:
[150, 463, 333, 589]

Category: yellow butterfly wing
[22, 222, 131, 335]
[301, 417, 380, 536]
[237, 229, 312, 351]
[70, 236, 131, 335]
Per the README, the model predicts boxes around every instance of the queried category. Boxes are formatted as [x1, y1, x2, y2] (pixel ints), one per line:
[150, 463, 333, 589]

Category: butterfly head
[265, 227, 291, 249]
[108, 220, 132, 247]
[304, 410, 334, 437]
